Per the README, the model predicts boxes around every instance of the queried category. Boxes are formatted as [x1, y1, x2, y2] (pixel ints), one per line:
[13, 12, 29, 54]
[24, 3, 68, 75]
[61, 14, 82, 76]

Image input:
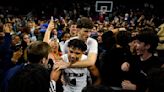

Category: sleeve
[62, 40, 69, 55]
[49, 80, 56, 92]
[88, 39, 98, 54]
[4, 33, 12, 50]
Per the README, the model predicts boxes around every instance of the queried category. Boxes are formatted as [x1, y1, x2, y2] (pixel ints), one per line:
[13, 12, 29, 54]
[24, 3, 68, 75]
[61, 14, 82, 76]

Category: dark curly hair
[68, 39, 87, 52]
[77, 17, 94, 29]
[136, 28, 159, 53]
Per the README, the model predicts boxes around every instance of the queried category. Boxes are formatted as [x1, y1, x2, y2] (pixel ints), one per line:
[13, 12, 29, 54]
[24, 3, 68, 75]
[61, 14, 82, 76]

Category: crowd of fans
[0, 2, 164, 92]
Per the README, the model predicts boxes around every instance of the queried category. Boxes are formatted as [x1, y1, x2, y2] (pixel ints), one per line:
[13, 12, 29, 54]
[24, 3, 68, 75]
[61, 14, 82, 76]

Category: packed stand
[0, 4, 164, 92]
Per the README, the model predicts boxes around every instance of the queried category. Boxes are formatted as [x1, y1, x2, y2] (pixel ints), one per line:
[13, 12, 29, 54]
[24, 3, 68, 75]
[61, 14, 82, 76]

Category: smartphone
[14, 43, 22, 51]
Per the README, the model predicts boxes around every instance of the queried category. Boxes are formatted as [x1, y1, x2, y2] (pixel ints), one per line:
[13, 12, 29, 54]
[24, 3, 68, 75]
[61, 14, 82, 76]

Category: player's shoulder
[87, 37, 98, 44]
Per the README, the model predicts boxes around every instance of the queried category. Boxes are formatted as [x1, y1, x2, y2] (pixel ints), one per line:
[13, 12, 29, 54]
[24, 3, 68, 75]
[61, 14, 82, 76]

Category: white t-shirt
[59, 41, 65, 55]
[62, 36, 98, 55]
[61, 54, 90, 92]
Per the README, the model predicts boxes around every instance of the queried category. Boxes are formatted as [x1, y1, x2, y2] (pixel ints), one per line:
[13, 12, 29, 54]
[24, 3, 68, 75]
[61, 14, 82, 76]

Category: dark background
[0, 0, 163, 16]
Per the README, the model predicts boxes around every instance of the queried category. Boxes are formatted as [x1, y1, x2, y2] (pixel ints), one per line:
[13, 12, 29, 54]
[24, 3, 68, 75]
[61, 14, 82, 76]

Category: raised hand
[43, 16, 55, 43]
[11, 49, 23, 64]
[3, 23, 11, 33]
[47, 16, 55, 31]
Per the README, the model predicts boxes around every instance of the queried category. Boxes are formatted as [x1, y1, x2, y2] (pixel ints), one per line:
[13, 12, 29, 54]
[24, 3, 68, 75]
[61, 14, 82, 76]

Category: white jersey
[61, 54, 89, 92]
[59, 41, 65, 55]
[49, 80, 56, 92]
[62, 36, 98, 55]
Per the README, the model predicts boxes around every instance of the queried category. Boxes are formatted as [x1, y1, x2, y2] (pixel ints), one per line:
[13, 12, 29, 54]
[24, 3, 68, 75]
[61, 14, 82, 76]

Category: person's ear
[145, 44, 150, 50]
